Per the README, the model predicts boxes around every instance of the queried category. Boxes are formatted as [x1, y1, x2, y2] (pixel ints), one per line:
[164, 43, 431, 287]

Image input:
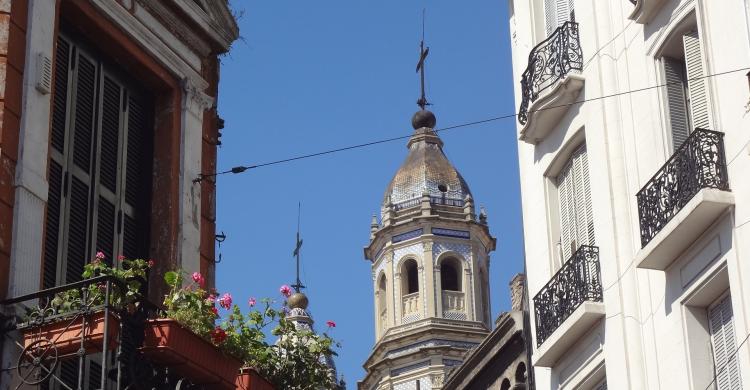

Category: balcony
[442, 291, 467, 320]
[401, 292, 421, 324]
[628, 0, 668, 24]
[636, 129, 732, 270]
[0, 276, 270, 389]
[518, 21, 584, 144]
[532, 245, 604, 367]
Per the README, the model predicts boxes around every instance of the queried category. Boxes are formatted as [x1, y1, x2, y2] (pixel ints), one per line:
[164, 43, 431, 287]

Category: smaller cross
[292, 203, 305, 293]
[416, 9, 431, 110]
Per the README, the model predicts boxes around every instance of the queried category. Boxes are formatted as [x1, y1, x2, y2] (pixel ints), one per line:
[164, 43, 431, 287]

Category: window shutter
[664, 58, 690, 151]
[545, 0, 557, 36]
[61, 50, 98, 283]
[44, 36, 72, 288]
[557, 144, 593, 264]
[557, 159, 575, 261]
[91, 75, 123, 262]
[683, 31, 711, 130]
[709, 295, 741, 390]
[120, 94, 151, 259]
[545, 0, 574, 36]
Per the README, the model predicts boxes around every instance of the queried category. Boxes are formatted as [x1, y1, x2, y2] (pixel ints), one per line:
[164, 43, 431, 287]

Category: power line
[194, 66, 750, 182]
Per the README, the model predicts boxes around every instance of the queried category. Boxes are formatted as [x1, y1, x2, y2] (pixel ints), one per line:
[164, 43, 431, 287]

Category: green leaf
[164, 271, 178, 286]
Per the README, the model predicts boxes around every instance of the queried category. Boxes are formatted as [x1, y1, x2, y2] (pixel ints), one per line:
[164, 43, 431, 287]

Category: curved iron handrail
[518, 21, 583, 125]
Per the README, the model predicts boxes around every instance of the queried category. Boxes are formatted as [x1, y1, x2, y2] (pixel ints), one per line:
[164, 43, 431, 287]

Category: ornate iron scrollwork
[518, 21, 583, 125]
[533, 245, 602, 346]
[636, 129, 729, 247]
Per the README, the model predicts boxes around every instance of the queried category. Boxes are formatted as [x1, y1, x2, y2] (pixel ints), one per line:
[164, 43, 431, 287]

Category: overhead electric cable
[194, 66, 750, 183]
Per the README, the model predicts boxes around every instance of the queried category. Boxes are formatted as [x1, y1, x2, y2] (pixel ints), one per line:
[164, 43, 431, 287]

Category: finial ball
[287, 292, 309, 309]
[411, 110, 436, 129]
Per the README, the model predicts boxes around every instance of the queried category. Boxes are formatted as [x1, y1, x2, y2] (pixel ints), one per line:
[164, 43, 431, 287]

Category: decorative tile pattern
[393, 243, 424, 267]
[443, 311, 467, 321]
[442, 359, 463, 367]
[391, 360, 430, 377]
[393, 228, 423, 243]
[432, 227, 470, 239]
[433, 241, 472, 264]
[386, 339, 479, 359]
[393, 377, 432, 390]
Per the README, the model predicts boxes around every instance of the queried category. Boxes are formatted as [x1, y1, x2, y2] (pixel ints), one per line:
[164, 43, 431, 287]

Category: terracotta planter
[141, 319, 241, 389]
[22, 311, 120, 357]
[235, 367, 275, 390]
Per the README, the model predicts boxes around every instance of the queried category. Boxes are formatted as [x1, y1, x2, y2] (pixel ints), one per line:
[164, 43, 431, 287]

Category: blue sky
[216, 1, 520, 386]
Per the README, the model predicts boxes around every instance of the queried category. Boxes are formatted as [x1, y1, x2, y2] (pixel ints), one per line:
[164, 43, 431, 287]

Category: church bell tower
[359, 108, 496, 390]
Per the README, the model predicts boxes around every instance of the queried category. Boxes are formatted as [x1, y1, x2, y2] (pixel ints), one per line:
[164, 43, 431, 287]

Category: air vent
[35, 52, 52, 94]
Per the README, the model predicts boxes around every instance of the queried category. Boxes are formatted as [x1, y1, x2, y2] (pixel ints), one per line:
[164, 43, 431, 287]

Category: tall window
[377, 274, 387, 329]
[708, 294, 741, 390]
[44, 33, 152, 287]
[440, 258, 461, 291]
[557, 143, 594, 262]
[402, 259, 419, 295]
[544, 0, 575, 36]
[664, 29, 711, 151]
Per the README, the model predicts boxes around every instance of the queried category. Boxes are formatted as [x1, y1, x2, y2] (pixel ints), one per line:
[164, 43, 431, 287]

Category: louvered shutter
[664, 58, 690, 151]
[44, 37, 71, 288]
[91, 74, 123, 263]
[545, 0, 574, 35]
[60, 49, 98, 283]
[557, 144, 594, 264]
[683, 31, 711, 130]
[709, 295, 742, 390]
[44, 33, 153, 287]
[120, 94, 150, 259]
[558, 159, 575, 261]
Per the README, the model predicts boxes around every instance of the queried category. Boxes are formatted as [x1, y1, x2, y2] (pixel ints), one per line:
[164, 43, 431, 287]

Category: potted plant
[140, 270, 243, 389]
[21, 253, 151, 357]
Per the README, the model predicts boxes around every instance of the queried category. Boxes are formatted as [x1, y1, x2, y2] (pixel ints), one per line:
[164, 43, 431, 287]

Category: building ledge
[636, 188, 734, 270]
[519, 74, 584, 144]
[628, 0, 668, 24]
[532, 301, 605, 367]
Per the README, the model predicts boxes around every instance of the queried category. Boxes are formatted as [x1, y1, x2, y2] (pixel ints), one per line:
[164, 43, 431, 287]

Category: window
[544, 0, 575, 36]
[663, 26, 711, 151]
[440, 258, 461, 291]
[378, 274, 387, 329]
[556, 143, 594, 262]
[43, 33, 152, 287]
[708, 294, 741, 390]
[402, 259, 419, 295]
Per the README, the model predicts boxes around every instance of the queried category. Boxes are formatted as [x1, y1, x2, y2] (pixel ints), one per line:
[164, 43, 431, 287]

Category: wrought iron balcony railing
[533, 245, 602, 347]
[0, 276, 206, 389]
[391, 196, 464, 211]
[636, 129, 729, 247]
[518, 21, 583, 125]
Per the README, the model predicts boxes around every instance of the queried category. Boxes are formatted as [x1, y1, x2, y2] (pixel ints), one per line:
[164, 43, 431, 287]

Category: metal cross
[416, 9, 430, 110]
[291, 202, 305, 293]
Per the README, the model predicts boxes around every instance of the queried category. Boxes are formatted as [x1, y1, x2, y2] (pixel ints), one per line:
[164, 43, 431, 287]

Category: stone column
[178, 78, 213, 275]
[423, 240, 435, 317]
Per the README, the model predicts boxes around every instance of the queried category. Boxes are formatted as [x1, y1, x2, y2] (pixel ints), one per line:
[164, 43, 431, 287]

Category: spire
[292, 202, 305, 293]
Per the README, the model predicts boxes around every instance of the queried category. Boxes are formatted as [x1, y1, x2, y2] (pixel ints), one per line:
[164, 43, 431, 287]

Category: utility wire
[703, 330, 750, 390]
[194, 66, 750, 183]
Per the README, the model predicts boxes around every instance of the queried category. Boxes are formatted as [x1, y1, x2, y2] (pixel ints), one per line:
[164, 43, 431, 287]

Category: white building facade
[508, 0, 750, 389]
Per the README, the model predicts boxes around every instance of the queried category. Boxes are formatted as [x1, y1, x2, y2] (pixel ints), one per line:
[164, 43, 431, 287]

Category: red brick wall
[0, 0, 27, 300]
[200, 56, 220, 286]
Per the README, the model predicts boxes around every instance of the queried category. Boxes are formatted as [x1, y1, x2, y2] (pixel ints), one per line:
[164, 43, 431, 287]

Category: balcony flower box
[21, 310, 120, 358]
[236, 367, 275, 390]
[141, 319, 242, 389]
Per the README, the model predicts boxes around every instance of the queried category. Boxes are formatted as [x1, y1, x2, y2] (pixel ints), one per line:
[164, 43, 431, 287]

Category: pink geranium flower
[326, 320, 336, 328]
[192, 272, 205, 288]
[148, 260, 155, 268]
[210, 307, 219, 317]
[207, 294, 216, 304]
[210, 327, 227, 344]
[117, 255, 126, 261]
[279, 285, 292, 298]
[96, 251, 105, 260]
[219, 293, 232, 309]
[248, 297, 257, 307]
